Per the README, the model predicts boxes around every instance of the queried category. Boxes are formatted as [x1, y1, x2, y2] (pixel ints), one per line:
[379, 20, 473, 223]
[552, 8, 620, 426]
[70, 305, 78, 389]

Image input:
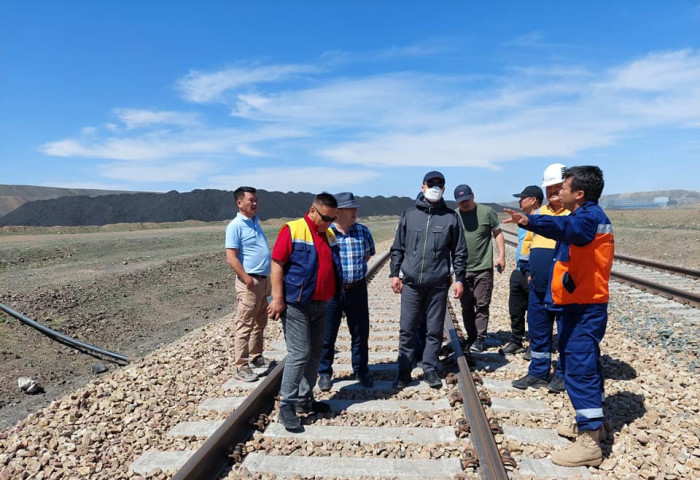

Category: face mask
[424, 186, 443, 202]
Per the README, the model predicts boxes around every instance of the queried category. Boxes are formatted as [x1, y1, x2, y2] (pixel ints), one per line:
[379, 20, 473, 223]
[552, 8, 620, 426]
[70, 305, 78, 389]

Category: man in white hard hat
[512, 163, 570, 393]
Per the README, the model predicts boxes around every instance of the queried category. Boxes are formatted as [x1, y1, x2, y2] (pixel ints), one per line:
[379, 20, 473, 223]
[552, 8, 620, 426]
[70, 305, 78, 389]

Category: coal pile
[0, 189, 418, 227]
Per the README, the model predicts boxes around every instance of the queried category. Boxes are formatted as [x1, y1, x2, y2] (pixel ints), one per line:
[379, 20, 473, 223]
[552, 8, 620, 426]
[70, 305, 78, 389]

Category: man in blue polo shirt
[225, 186, 272, 382]
[317, 192, 376, 391]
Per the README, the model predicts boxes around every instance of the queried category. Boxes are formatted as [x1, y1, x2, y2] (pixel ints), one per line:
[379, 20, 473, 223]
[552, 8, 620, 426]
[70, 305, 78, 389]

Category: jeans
[318, 279, 370, 377]
[508, 269, 528, 343]
[460, 268, 494, 339]
[397, 283, 448, 377]
[279, 301, 327, 407]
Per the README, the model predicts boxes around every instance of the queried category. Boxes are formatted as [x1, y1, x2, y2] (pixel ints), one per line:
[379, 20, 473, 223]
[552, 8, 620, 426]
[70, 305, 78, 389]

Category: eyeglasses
[426, 179, 445, 188]
[313, 207, 337, 223]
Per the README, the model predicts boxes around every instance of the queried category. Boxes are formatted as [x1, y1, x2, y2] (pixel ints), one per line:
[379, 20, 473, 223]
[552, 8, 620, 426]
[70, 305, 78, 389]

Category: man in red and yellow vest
[268, 193, 343, 432]
[504, 166, 613, 468]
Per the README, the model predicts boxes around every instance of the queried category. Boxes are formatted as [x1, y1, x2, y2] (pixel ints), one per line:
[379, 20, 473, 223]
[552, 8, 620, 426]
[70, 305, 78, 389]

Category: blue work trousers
[318, 279, 370, 377]
[279, 301, 327, 407]
[397, 283, 448, 378]
[559, 303, 607, 431]
[527, 288, 563, 380]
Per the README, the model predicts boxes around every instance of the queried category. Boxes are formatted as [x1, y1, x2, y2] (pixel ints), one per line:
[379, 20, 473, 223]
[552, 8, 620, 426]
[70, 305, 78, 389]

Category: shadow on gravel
[601, 391, 646, 454]
[601, 354, 638, 380]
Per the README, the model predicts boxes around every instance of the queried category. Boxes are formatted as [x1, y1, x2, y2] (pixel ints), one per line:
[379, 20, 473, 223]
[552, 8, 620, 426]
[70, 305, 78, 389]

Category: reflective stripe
[520, 254, 530, 261]
[597, 224, 613, 234]
[530, 350, 551, 359]
[576, 407, 604, 419]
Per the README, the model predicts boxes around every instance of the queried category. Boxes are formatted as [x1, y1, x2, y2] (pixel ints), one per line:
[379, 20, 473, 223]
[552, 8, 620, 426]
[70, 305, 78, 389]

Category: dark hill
[0, 189, 422, 227]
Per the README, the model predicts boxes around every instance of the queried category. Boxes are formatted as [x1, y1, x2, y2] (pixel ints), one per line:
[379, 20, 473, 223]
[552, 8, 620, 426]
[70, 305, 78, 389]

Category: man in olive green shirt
[454, 184, 506, 353]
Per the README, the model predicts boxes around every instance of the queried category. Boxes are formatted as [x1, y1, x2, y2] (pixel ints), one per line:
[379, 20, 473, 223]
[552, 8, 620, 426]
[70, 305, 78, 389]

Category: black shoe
[278, 404, 302, 431]
[470, 337, 485, 353]
[512, 374, 549, 390]
[499, 342, 525, 355]
[394, 375, 411, 390]
[295, 400, 332, 415]
[523, 346, 532, 361]
[423, 370, 442, 389]
[547, 374, 565, 393]
[355, 370, 374, 388]
[318, 374, 332, 392]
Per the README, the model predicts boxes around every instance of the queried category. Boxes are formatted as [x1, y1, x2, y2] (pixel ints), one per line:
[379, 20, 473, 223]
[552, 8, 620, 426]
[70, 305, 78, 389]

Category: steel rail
[172, 250, 391, 480]
[0, 302, 130, 364]
[610, 270, 700, 308]
[502, 230, 699, 307]
[444, 310, 509, 480]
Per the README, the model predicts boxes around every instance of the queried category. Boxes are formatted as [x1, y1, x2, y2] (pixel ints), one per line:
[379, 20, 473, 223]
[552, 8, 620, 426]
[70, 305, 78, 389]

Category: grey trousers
[460, 268, 494, 339]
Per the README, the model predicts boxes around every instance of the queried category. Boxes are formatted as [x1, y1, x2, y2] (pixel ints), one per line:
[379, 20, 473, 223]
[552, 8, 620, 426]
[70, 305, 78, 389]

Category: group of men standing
[224, 164, 613, 468]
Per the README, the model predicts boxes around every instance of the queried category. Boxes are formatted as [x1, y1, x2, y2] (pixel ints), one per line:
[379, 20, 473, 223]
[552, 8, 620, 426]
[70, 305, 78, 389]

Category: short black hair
[313, 192, 338, 208]
[234, 186, 256, 201]
[564, 166, 604, 202]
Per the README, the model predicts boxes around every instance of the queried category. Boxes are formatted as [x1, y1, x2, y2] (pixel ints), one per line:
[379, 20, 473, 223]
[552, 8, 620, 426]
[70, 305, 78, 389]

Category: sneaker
[355, 370, 374, 388]
[394, 375, 411, 390]
[234, 366, 259, 382]
[470, 337, 486, 353]
[511, 374, 549, 390]
[499, 342, 525, 355]
[278, 404, 302, 432]
[318, 374, 333, 392]
[547, 374, 565, 393]
[523, 346, 532, 361]
[250, 356, 274, 368]
[295, 400, 332, 415]
[423, 370, 442, 389]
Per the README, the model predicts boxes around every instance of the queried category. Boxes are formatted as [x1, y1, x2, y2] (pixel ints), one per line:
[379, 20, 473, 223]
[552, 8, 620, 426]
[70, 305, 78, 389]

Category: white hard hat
[542, 163, 567, 187]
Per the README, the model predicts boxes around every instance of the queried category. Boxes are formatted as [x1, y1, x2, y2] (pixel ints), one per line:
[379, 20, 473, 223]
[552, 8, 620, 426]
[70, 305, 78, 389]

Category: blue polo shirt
[225, 213, 271, 275]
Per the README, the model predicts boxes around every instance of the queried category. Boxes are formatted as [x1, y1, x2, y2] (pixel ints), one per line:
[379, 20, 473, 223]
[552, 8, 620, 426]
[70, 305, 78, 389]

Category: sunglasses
[426, 179, 445, 188]
[313, 207, 337, 223]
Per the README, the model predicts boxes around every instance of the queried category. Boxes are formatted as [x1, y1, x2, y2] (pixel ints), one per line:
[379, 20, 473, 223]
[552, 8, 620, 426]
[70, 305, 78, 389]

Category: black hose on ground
[0, 302, 130, 364]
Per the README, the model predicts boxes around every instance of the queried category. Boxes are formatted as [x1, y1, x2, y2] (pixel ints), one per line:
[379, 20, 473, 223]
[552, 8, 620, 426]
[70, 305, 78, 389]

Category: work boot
[551, 428, 604, 467]
[511, 374, 549, 390]
[558, 421, 608, 441]
[318, 374, 332, 392]
[523, 346, 532, 361]
[423, 370, 442, 389]
[547, 374, 565, 394]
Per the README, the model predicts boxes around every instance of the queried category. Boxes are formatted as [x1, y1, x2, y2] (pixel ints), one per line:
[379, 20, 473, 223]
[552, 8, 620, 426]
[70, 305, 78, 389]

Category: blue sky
[1, 1, 699, 203]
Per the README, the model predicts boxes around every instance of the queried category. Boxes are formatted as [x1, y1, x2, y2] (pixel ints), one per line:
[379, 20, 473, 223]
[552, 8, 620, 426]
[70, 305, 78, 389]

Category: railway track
[130, 248, 613, 480]
[143, 252, 511, 480]
[501, 229, 700, 308]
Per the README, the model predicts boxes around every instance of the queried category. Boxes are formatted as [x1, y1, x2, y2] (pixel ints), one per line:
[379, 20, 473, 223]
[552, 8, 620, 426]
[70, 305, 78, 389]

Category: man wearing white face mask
[390, 171, 467, 389]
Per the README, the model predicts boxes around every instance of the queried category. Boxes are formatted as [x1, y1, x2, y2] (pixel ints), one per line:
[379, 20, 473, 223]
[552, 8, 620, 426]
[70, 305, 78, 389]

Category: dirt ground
[0, 210, 698, 430]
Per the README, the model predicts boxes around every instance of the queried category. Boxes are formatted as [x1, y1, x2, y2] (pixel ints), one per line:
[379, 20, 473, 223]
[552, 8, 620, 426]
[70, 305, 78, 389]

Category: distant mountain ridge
[1, 186, 504, 227]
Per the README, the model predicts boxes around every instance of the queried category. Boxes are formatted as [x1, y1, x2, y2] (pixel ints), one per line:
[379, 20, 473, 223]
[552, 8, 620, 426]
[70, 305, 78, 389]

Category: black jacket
[390, 194, 467, 286]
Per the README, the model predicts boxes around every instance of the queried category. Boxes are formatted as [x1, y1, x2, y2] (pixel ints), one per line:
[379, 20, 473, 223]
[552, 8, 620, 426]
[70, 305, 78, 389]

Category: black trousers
[508, 269, 529, 343]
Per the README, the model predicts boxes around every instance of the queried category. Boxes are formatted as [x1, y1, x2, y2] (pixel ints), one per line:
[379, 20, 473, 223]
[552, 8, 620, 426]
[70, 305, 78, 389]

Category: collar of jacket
[415, 193, 448, 211]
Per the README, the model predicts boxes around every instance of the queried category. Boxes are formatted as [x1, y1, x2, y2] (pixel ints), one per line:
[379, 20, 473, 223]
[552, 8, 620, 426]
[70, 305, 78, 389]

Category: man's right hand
[244, 275, 255, 290]
[391, 277, 403, 294]
[267, 298, 286, 320]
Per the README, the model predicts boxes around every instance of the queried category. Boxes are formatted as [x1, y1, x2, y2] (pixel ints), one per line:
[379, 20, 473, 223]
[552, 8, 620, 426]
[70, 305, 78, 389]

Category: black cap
[422, 170, 445, 184]
[513, 185, 544, 204]
[454, 184, 473, 203]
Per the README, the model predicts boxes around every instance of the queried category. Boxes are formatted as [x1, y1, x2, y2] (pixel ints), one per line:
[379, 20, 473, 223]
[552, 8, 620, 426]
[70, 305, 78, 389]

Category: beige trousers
[234, 276, 271, 367]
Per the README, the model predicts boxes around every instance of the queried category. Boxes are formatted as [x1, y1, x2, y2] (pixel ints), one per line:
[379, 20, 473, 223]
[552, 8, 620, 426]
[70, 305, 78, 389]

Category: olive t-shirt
[458, 204, 499, 271]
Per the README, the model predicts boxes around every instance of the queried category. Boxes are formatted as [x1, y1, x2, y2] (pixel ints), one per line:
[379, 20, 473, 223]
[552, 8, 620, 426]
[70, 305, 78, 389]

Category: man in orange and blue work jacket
[504, 166, 613, 467]
[268, 193, 343, 433]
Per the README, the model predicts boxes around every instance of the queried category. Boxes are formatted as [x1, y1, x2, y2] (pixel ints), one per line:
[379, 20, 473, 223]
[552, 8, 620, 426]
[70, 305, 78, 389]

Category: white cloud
[113, 108, 200, 129]
[505, 31, 545, 47]
[210, 167, 381, 193]
[176, 63, 321, 103]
